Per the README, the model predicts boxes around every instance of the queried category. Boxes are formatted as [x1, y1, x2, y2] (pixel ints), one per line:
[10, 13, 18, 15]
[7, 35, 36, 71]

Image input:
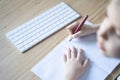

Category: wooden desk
[0, 0, 117, 80]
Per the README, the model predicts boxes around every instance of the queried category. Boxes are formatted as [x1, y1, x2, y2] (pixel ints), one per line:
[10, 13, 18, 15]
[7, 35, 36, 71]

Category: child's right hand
[66, 22, 99, 38]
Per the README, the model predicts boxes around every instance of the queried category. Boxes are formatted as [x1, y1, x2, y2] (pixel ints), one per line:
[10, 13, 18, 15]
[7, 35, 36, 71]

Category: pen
[69, 15, 88, 41]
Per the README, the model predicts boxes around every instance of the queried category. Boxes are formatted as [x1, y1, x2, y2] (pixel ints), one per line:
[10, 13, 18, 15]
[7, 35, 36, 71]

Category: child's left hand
[63, 47, 90, 80]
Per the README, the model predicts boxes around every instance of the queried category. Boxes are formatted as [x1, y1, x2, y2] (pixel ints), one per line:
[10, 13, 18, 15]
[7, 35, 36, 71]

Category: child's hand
[67, 22, 99, 38]
[63, 47, 90, 80]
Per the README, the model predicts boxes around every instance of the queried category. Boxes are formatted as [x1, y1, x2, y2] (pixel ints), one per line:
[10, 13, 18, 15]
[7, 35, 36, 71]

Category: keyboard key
[6, 2, 80, 52]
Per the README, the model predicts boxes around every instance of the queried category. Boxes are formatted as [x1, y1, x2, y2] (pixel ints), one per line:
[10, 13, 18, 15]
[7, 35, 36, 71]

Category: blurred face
[97, 0, 120, 58]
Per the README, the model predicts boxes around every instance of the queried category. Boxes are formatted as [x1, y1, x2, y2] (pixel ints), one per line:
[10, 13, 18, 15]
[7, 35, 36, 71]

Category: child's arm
[66, 22, 100, 38]
[63, 47, 90, 80]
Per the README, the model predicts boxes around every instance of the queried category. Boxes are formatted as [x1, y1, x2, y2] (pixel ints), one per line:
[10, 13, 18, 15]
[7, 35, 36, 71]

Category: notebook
[31, 21, 120, 80]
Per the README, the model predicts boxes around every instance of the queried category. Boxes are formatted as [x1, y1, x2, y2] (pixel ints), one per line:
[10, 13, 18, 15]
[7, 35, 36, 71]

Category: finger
[71, 24, 90, 38]
[72, 30, 83, 38]
[67, 48, 71, 59]
[71, 46, 77, 59]
[63, 54, 67, 62]
[67, 22, 79, 29]
[67, 22, 79, 34]
[67, 29, 73, 35]
[73, 30, 95, 38]
[77, 49, 83, 63]
[83, 58, 90, 69]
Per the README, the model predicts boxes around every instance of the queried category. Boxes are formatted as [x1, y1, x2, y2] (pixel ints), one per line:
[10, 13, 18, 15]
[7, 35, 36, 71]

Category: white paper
[117, 76, 120, 80]
[31, 21, 120, 80]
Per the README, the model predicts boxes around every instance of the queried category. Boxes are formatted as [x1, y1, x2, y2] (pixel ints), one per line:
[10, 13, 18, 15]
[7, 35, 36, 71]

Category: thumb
[72, 30, 83, 38]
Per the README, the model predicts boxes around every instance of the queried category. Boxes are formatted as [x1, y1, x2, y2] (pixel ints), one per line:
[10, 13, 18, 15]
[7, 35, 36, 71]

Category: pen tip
[69, 38, 72, 41]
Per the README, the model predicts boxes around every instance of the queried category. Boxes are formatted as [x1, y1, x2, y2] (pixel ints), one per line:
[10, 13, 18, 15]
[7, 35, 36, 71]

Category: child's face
[97, 0, 120, 58]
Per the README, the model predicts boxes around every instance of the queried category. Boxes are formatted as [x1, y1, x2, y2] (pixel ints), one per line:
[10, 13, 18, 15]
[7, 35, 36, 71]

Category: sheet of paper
[31, 21, 120, 80]
[63, 35, 120, 74]
[117, 76, 120, 80]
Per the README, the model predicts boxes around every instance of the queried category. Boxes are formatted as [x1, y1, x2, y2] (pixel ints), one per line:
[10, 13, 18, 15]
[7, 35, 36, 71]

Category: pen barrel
[73, 15, 88, 34]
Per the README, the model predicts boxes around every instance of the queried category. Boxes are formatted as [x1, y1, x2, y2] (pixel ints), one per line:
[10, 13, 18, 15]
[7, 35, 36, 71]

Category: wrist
[93, 24, 100, 30]
[64, 74, 77, 80]
[91, 24, 100, 33]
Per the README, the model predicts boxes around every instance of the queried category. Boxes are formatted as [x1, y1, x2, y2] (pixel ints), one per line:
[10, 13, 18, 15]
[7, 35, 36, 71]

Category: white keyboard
[6, 2, 80, 52]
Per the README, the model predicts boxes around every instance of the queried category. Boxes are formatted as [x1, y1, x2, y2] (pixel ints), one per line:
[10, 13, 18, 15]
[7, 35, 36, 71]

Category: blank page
[31, 21, 120, 80]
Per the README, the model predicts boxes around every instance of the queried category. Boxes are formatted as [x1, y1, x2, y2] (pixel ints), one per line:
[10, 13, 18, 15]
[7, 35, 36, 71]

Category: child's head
[97, 0, 120, 58]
